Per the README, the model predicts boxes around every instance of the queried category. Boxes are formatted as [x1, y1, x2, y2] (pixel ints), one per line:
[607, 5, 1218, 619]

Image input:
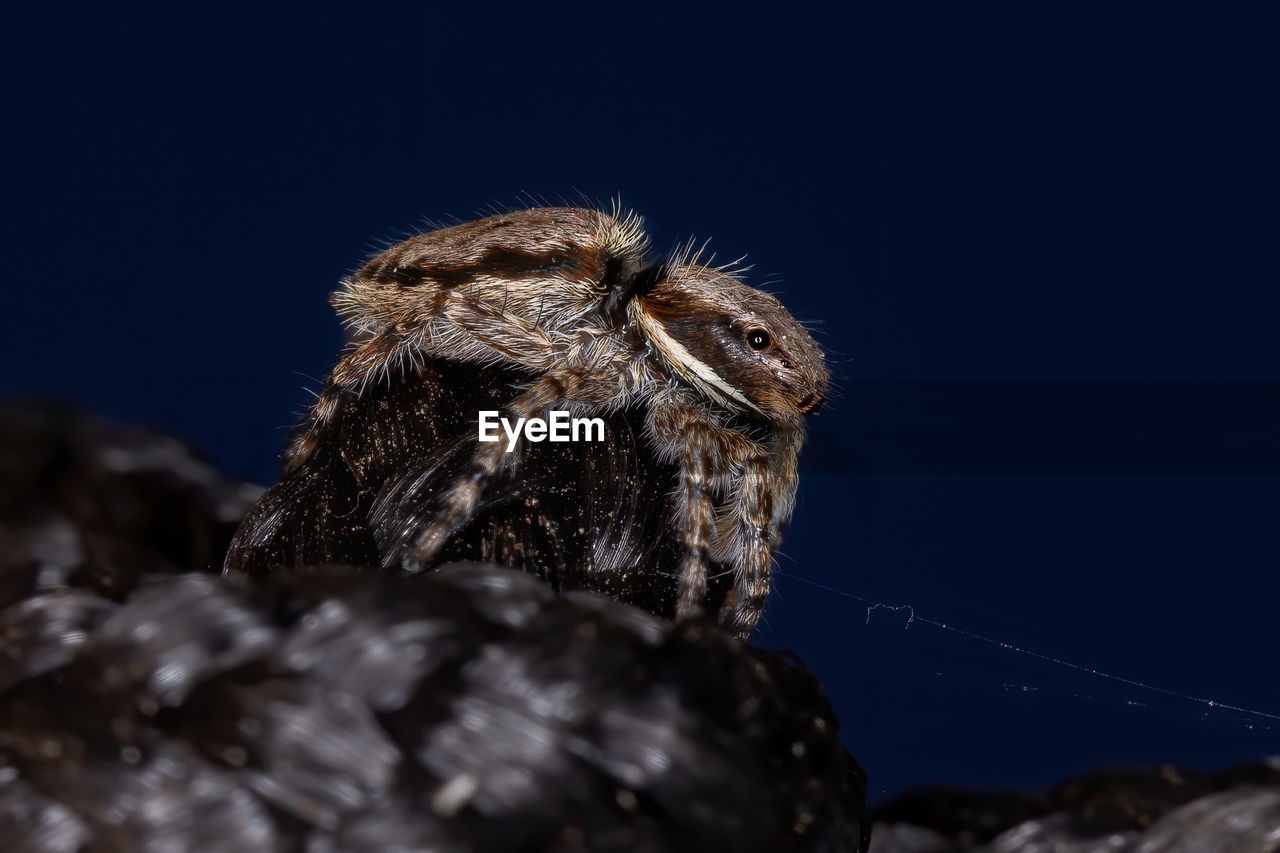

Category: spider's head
[631, 264, 829, 420]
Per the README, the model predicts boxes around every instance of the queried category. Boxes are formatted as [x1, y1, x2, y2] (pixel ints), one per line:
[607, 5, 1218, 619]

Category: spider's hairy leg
[675, 431, 716, 620]
[715, 422, 806, 637]
[285, 332, 400, 470]
[716, 455, 775, 639]
[439, 295, 561, 370]
[647, 391, 774, 638]
[404, 369, 618, 570]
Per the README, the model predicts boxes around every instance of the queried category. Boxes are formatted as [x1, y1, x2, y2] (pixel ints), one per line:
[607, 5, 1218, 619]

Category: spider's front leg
[717, 420, 806, 637]
[715, 454, 776, 638]
[647, 393, 774, 639]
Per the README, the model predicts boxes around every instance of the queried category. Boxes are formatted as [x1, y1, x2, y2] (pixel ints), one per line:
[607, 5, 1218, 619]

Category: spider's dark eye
[745, 329, 772, 351]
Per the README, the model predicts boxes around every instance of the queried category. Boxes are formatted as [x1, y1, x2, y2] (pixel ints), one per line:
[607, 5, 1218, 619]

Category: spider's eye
[745, 329, 772, 351]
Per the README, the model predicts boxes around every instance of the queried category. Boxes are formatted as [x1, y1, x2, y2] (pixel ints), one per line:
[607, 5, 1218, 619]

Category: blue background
[5, 3, 1277, 801]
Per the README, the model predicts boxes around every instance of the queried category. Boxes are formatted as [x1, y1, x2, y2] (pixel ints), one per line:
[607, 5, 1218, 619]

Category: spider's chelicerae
[283, 206, 828, 637]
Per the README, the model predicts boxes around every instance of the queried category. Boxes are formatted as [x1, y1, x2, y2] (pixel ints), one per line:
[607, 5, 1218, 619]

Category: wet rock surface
[0, 402, 868, 852]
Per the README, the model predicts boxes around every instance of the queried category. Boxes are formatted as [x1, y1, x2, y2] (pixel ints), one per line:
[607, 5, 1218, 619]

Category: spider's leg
[403, 441, 500, 569]
[648, 392, 770, 631]
[287, 332, 399, 470]
[674, 429, 716, 620]
[716, 454, 775, 639]
[404, 369, 612, 570]
[441, 298, 560, 370]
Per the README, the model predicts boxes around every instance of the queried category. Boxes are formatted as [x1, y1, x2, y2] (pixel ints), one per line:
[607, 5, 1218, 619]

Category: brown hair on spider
[280, 205, 829, 638]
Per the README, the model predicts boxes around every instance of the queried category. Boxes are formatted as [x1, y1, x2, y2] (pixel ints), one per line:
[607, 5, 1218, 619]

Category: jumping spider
[230, 206, 828, 638]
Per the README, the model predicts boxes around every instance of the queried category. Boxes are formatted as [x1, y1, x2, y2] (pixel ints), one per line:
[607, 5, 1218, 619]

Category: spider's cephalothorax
[269, 207, 828, 637]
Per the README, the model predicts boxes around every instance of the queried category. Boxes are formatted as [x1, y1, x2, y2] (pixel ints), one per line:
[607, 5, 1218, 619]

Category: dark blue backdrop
[5, 3, 1277, 801]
